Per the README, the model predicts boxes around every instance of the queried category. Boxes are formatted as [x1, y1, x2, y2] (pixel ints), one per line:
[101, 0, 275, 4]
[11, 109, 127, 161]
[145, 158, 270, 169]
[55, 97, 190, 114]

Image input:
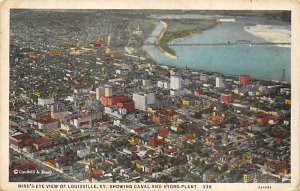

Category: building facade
[38, 97, 54, 106]
[96, 86, 105, 100]
[170, 75, 182, 90]
[132, 92, 156, 111]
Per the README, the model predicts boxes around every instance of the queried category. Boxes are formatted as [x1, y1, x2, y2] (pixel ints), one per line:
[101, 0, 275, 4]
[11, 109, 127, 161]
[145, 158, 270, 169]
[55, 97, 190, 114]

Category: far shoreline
[244, 25, 291, 48]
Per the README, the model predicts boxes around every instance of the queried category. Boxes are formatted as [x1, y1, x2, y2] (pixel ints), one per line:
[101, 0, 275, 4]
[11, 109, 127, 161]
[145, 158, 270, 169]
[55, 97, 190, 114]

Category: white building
[170, 75, 182, 90]
[104, 107, 126, 118]
[157, 81, 164, 88]
[163, 82, 170, 89]
[38, 97, 54, 106]
[132, 92, 156, 111]
[170, 89, 191, 96]
[216, 77, 226, 88]
[157, 81, 170, 89]
[68, 114, 91, 129]
[133, 94, 146, 111]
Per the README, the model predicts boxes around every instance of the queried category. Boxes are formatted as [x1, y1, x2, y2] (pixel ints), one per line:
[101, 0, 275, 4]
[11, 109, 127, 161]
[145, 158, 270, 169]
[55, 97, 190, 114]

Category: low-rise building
[38, 97, 54, 106]
[32, 137, 52, 151]
[37, 115, 59, 130]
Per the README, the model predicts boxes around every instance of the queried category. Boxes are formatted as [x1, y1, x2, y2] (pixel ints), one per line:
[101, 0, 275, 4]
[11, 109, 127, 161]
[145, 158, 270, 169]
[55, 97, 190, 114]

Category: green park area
[158, 19, 218, 56]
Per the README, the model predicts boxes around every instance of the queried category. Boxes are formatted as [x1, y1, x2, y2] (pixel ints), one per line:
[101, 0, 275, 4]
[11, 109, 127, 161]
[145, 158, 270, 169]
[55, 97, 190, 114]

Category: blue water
[144, 16, 291, 83]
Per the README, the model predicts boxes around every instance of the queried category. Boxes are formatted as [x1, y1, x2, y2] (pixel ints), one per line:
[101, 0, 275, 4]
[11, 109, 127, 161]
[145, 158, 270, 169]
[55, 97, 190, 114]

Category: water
[143, 16, 291, 83]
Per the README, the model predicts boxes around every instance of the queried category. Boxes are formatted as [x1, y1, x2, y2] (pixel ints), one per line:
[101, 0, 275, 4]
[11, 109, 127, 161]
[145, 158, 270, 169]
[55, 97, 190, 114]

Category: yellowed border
[1, 0, 299, 191]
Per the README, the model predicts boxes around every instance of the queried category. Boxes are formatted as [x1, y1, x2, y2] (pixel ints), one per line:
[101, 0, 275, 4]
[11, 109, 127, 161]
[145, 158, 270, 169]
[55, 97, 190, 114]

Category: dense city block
[9, 10, 291, 183]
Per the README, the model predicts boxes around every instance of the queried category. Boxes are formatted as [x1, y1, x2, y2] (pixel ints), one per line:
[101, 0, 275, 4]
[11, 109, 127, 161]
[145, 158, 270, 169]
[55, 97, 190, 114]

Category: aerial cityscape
[9, 10, 291, 183]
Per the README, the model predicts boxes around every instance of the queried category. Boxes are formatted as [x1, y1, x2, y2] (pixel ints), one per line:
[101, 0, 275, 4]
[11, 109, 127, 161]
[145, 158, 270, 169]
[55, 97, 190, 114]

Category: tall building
[133, 93, 146, 111]
[216, 77, 226, 88]
[170, 75, 182, 90]
[104, 87, 113, 97]
[96, 86, 105, 100]
[132, 92, 156, 111]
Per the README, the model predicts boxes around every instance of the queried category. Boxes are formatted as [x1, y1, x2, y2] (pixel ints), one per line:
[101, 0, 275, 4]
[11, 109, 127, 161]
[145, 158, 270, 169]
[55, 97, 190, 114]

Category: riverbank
[155, 21, 178, 59]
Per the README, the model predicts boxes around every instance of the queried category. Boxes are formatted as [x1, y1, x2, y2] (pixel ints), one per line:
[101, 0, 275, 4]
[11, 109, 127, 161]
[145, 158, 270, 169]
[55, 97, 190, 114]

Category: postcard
[0, 0, 299, 191]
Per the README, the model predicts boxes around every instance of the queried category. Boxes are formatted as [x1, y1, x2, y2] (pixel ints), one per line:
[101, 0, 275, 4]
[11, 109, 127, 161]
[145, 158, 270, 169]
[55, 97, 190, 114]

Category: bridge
[87, 41, 290, 48]
[235, 40, 252, 44]
[151, 41, 291, 47]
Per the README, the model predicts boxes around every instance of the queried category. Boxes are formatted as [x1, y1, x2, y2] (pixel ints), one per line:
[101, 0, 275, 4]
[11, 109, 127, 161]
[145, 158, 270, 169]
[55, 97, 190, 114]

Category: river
[143, 15, 291, 83]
